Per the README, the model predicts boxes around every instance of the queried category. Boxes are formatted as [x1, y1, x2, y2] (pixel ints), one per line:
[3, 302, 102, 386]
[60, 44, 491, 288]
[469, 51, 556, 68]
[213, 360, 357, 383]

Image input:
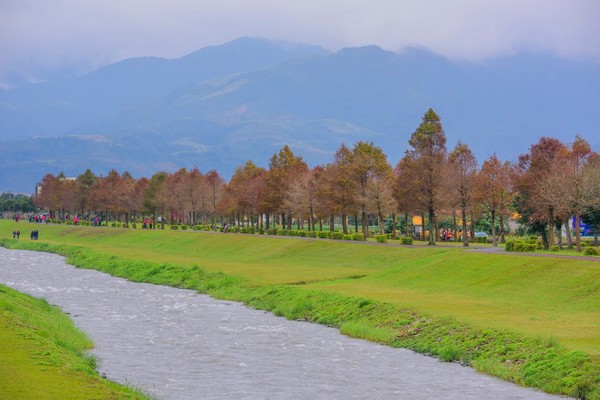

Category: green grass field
[1, 220, 599, 398]
[0, 283, 149, 400]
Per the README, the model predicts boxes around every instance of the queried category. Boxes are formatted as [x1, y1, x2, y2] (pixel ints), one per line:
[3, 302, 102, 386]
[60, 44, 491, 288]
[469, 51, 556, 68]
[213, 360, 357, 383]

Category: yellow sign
[412, 216, 422, 226]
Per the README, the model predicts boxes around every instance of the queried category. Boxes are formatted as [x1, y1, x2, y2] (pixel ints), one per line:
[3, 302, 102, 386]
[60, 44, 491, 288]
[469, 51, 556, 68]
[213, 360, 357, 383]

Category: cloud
[1, 0, 599, 86]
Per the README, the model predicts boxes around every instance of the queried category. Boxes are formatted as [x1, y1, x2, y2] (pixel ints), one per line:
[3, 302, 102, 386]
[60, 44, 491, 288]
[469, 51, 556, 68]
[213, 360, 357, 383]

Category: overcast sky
[1, 0, 599, 86]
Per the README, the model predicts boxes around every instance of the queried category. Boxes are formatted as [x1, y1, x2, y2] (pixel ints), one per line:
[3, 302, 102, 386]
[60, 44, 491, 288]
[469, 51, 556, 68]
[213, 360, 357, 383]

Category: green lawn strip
[0, 283, 150, 400]
[4, 222, 443, 285]
[14, 222, 598, 354]
[1, 238, 598, 398]
[306, 250, 600, 354]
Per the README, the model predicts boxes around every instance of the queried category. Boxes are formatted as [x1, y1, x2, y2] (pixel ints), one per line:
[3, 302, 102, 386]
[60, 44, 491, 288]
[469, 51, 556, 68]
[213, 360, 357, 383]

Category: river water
[0, 247, 563, 400]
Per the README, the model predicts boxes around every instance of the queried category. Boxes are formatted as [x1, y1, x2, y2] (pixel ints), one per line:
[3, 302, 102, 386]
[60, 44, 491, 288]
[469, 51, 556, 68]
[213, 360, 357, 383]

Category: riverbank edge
[1, 239, 598, 399]
[0, 281, 151, 399]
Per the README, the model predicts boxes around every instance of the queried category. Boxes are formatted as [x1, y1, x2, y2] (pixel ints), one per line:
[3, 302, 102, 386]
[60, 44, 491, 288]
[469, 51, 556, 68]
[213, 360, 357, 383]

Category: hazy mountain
[0, 37, 598, 193]
[0, 37, 329, 140]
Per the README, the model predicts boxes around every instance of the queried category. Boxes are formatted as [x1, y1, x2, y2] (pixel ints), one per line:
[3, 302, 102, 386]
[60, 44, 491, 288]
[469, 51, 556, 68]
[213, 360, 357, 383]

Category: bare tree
[448, 142, 477, 246]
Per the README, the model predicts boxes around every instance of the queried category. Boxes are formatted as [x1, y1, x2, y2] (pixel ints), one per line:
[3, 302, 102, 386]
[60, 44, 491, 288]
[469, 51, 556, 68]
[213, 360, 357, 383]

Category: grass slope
[0, 283, 149, 400]
[1, 221, 599, 398]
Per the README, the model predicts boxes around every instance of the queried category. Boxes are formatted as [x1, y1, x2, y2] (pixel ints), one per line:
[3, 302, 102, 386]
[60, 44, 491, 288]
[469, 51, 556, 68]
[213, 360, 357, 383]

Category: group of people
[29, 214, 50, 224]
[439, 228, 454, 241]
[142, 218, 154, 229]
[11, 229, 39, 240]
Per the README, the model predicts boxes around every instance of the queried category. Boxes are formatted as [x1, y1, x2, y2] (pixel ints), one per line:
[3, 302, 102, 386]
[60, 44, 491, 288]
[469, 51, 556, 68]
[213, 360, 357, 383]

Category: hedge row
[505, 236, 539, 252]
[42, 219, 420, 245]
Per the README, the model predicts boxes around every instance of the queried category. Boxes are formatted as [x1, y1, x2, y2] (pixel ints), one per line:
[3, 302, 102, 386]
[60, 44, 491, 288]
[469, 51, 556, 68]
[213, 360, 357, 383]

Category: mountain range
[1, 37, 598, 193]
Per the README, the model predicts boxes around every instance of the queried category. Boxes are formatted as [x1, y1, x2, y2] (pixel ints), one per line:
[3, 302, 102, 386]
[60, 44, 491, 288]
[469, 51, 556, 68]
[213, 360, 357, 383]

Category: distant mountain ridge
[0, 37, 598, 193]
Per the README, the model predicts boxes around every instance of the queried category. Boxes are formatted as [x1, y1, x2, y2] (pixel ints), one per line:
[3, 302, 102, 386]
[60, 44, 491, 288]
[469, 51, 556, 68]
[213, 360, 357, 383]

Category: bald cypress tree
[407, 109, 447, 245]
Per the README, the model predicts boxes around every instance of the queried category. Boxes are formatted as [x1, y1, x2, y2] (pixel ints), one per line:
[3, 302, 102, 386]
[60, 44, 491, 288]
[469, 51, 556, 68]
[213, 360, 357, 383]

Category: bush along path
[1, 239, 598, 399]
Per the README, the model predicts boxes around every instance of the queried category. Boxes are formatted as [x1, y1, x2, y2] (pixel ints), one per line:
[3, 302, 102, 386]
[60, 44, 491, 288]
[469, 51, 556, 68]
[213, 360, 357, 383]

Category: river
[0, 247, 563, 399]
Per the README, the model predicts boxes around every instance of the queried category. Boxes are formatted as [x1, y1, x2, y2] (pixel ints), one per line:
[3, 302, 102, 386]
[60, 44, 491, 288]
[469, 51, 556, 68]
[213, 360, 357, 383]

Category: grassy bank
[0, 283, 149, 399]
[1, 221, 599, 398]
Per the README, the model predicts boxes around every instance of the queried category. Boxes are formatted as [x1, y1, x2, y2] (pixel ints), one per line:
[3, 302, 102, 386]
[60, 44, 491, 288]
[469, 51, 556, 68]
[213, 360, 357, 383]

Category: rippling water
[0, 247, 563, 399]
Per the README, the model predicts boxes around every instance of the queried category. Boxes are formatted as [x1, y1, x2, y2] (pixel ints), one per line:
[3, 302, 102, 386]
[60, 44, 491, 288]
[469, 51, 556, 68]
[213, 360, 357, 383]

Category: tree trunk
[266, 213, 270, 230]
[469, 210, 475, 243]
[491, 209, 497, 247]
[329, 215, 335, 232]
[391, 213, 397, 239]
[428, 207, 436, 246]
[452, 210, 457, 242]
[461, 207, 469, 247]
[362, 205, 368, 240]
[354, 214, 359, 234]
[540, 228, 548, 250]
[421, 212, 426, 242]
[575, 212, 582, 252]
[565, 216, 573, 249]
[319, 218, 323, 231]
[342, 214, 348, 234]
[405, 212, 410, 238]
[556, 219, 563, 249]
[499, 212, 506, 243]
[547, 207, 554, 249]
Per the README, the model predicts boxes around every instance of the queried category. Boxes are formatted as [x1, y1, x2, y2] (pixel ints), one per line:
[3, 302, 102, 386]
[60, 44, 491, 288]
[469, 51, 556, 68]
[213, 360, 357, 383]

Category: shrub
[550, 245, 559, 252]
[514, 241, 525, 252]
[258, 228, 265, 235]
[193, 225, 202, 230]
[307, 231, 317, 238]
[330, 231, 344, 240]
[352, 233, 365, 241]
[505, 240, 515, 251]
[343, 234, 353, 240]
[584, 247, 598, 256]
[181, 225, 188, 230]
[400, 237, 413, 245]
[375, 235, 388, 243]
[121, 223, 129, 228]
[475, 236, 488, 243]
[170, 225, 179, 230]
[317, 231, 329, 239]
[524, 243, 537, 252]
[111, 222, 118, 228]
[267, 228, 278, 235]
[297, 230, 307, 237]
